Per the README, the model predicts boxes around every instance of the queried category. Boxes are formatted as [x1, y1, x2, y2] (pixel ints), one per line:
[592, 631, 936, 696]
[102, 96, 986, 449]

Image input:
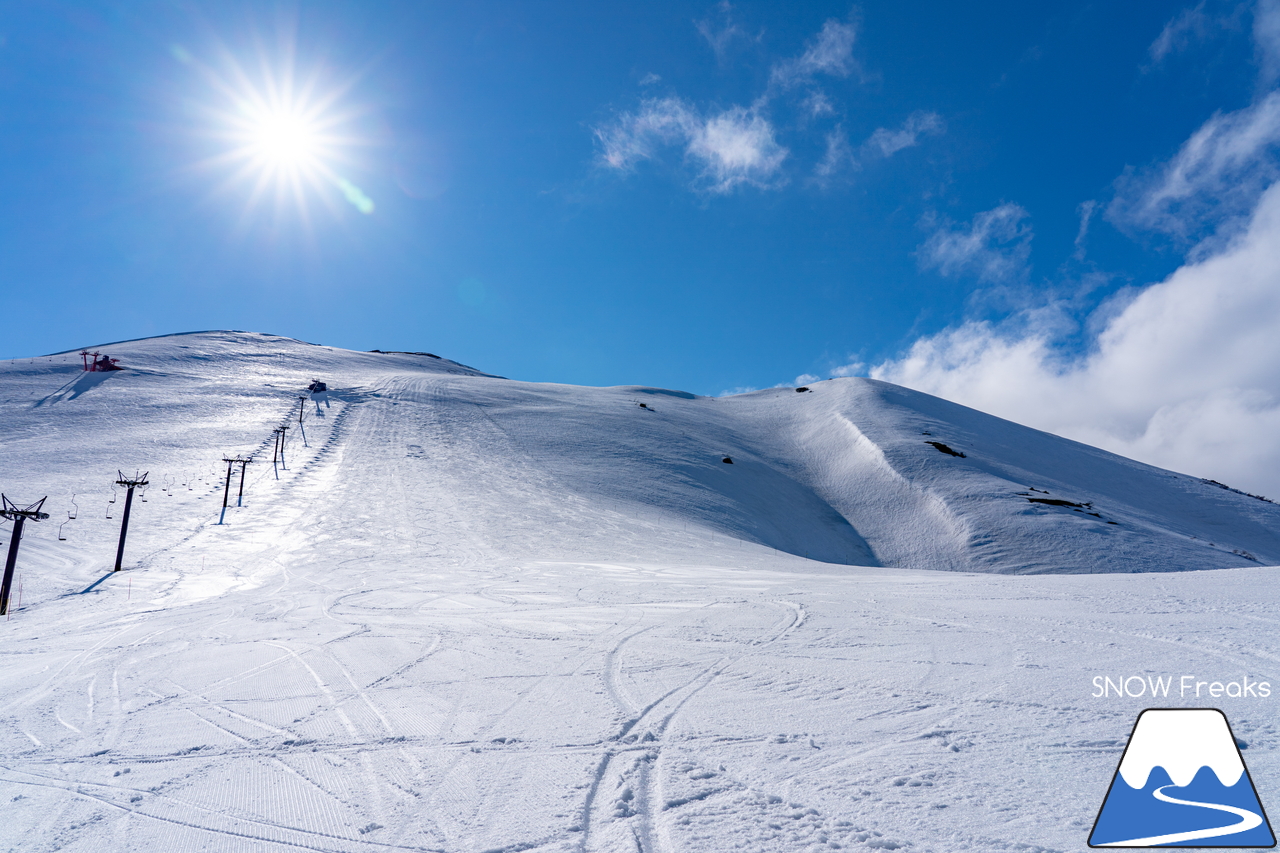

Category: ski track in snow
[1, 333, 1279, 852]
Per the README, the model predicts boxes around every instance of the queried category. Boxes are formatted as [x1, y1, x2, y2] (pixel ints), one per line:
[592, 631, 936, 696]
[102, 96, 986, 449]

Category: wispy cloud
[594, 98, 787, 193]
[864, 111, 944, 158]
[1109, 89, 1280, 240]
[597, 13, 939, 194]
[1148, 2, 1213, 65]
[719, 373, 826, 396]
[875, 179, 1280, 497]
[1074, 199, 1097, 260]
[802, 91, 835, 118]
[811, 112, 945, 185]
[813, 126, 856, 186]
[1114, 2, 1280, 243]
[829, 361, 866, 378]
[768, 18, 859, 90]
[918, 203, 1033, 283]
[595, 97, 697, 171]
[1257, 0, 1280, 85]
[696, 1, 755, 64]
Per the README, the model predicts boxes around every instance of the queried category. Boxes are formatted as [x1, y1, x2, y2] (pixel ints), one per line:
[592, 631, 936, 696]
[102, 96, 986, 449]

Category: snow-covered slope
[3, 330, 1277, 578]
[1, 331, 1277, 853]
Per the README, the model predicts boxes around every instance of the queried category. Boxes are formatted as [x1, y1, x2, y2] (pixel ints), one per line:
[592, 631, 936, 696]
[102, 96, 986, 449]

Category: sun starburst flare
[175, 33, 376, 224]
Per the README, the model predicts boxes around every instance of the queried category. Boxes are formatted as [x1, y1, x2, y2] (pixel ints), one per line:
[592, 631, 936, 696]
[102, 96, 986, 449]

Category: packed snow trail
[1, 333, 1278, 852]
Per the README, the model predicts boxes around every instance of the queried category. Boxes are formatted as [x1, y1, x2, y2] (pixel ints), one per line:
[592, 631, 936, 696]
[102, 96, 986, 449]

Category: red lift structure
[80, 350, 123, 372]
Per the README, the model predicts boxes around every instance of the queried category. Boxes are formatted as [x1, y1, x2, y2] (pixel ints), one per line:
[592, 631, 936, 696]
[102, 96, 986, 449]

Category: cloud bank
[876, 177, 1280, 497]
[864, 1, 1280, 498]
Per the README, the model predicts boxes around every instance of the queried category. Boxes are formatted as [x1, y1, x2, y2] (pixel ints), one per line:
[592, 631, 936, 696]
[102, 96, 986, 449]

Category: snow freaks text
[1093, 675, 1272, 700]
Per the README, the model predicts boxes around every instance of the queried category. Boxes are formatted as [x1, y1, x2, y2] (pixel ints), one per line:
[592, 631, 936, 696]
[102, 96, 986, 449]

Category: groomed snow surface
[1, 331, 1277, 852]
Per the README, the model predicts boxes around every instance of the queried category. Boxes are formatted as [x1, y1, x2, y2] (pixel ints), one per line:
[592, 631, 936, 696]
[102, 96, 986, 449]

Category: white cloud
[918, 203, 1033, 283]
[875, 179, 1280, 498]
[1148, 2, 1212, 64]
[800, 20, 858, 74]
[769, 19, 858, 90]
[870, 4, 1280, 496]
[795, 373, 820, 385]
[802, 91, 835, 118]
[813, 126, 856, 185]
[830, 361, 866, 378]
[1257, 0, 1280, 84]
[696, 2, 754, 64]
[639, 72, 661, 87]
[810, 111, 945, 184]
[595, 99, 787, 193]
[1074, 199, 1097, 260]
[595, 98, 697, 171]
[688, 107, 788, 191]
[1118, 2, 1280, 242]
[864, 111, 944, 158]
[596, 15, 936, 194]
[1109, 89, 1280, 240]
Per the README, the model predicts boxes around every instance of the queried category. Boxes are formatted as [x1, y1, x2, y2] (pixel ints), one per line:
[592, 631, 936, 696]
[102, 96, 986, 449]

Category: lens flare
[180, 29, 376, 223]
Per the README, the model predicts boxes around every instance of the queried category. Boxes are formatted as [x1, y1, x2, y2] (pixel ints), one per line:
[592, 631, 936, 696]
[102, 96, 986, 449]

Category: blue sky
[6, 1, 1280, 492]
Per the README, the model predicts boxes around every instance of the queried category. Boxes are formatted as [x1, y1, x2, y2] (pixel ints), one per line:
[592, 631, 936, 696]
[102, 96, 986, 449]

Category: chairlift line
[0, 495, 48, 616]
[113, 472, 148, 573]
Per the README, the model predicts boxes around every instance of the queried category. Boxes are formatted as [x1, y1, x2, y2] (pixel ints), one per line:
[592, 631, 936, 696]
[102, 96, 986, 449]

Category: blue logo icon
[1090, 708, 1275, 847]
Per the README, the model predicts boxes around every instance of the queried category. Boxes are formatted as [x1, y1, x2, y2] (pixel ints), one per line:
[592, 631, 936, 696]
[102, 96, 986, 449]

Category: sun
[222, 81, 345, 201]
[178, 34, 375, 220]
[247, 111, 323, 172]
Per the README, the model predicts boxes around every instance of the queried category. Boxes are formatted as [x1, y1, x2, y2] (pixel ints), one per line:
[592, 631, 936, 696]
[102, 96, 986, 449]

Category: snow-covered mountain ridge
[4, 330, 1274, 575]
